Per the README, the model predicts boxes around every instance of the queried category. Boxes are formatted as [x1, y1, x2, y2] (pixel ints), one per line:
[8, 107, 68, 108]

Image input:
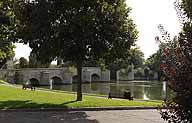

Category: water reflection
[41, 81, 172, 100]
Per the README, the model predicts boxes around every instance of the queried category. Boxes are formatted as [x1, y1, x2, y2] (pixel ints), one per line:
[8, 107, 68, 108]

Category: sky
[126, 0, 181, 58]
[14, 0, 181, 60]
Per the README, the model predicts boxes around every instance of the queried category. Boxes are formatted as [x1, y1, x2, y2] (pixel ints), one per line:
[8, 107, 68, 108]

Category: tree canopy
[14, 0, 138, 63]
[14, 0, 138, 100]
[108, 46, 144, 80]
[28, 52, 50, 68]
[128, 47, 144, 68]
[0, 0, 15, 68]
[19, 57, 28, 68]
[145, 49, 164, 80]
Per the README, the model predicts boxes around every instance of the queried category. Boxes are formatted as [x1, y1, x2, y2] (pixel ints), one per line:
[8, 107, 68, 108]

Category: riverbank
[0, 83, 163, 109]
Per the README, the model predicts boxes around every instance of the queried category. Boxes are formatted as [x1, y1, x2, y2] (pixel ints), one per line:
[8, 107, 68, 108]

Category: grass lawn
[0, 80, 7, 84]
[0, 84, 163, 109]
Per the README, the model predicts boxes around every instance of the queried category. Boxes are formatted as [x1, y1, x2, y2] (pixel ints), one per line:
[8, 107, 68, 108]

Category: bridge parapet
[0, 67, 110, 84]
[0, 68, 73, 85]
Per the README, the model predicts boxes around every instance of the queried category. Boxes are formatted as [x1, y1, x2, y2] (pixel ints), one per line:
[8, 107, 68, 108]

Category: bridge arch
[29, 78, 40, 87]
[51, 76, 62, 85]
[91, 73, 100, 82]
[72, 75, 78, 82]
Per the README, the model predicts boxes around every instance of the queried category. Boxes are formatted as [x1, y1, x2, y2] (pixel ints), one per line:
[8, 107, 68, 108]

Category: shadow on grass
[0, 100, 79, 109]
[62, 100, 78, 105]
[0, 101, 99, 123]
[0, 100, 100, 122]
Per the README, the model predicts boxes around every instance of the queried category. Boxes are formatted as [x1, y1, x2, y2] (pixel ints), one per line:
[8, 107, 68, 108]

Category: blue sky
[14, 0, 181, 60]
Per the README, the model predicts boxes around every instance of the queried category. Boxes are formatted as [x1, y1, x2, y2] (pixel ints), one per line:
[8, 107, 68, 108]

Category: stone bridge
[0, 67, 110, 85]
[81, 67, 110, 82]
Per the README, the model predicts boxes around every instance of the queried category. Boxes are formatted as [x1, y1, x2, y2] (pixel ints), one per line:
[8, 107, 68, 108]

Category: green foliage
[14, 0, 138, 100]
[0, 85, 162, 109]
[143, 67, 150, 78]
[0, 43, 15, 68]
[56, 57, 63, 66]
[0, 0, 15, 68]
[108, 47, 144, 80]
[134, 67, 144, 78]
[145, 50, 161, 72]
[19, 57, 28, 68]
[160, 1, 192, 122]
[128, 47, 144, 68]
[182, 0, 192, 19]
[14, 0, 138, 63]
[28, 52, 50, 68]
[145, 50, 163, 80]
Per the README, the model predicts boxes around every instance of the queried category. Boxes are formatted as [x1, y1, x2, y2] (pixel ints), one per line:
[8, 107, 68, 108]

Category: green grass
[0, 80, 7, 84]
[0, 85, 163, 109]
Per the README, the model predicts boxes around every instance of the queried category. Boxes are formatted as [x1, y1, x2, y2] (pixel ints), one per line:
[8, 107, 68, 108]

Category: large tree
[0, 0, 15, 68]
[14, 0, 138, 101]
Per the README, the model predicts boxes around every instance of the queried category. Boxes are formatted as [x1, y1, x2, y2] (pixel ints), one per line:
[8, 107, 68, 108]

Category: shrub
[157, 0, 192, 121]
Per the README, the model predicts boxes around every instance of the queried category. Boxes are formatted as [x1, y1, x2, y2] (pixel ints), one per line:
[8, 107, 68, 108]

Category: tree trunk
[76, 62, 82, 101]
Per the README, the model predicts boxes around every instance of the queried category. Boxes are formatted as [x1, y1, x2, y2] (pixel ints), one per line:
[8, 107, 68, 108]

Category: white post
[116, 70, 119, 81]
[49, 79, 53, 90]
[162, 81, 167, 101]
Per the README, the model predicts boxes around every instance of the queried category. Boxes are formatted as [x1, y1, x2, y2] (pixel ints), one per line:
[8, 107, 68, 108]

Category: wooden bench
[108, 92, 133, 100]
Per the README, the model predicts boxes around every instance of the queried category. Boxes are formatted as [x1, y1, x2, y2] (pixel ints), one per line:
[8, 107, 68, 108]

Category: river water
[41, 81, 172, 100]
